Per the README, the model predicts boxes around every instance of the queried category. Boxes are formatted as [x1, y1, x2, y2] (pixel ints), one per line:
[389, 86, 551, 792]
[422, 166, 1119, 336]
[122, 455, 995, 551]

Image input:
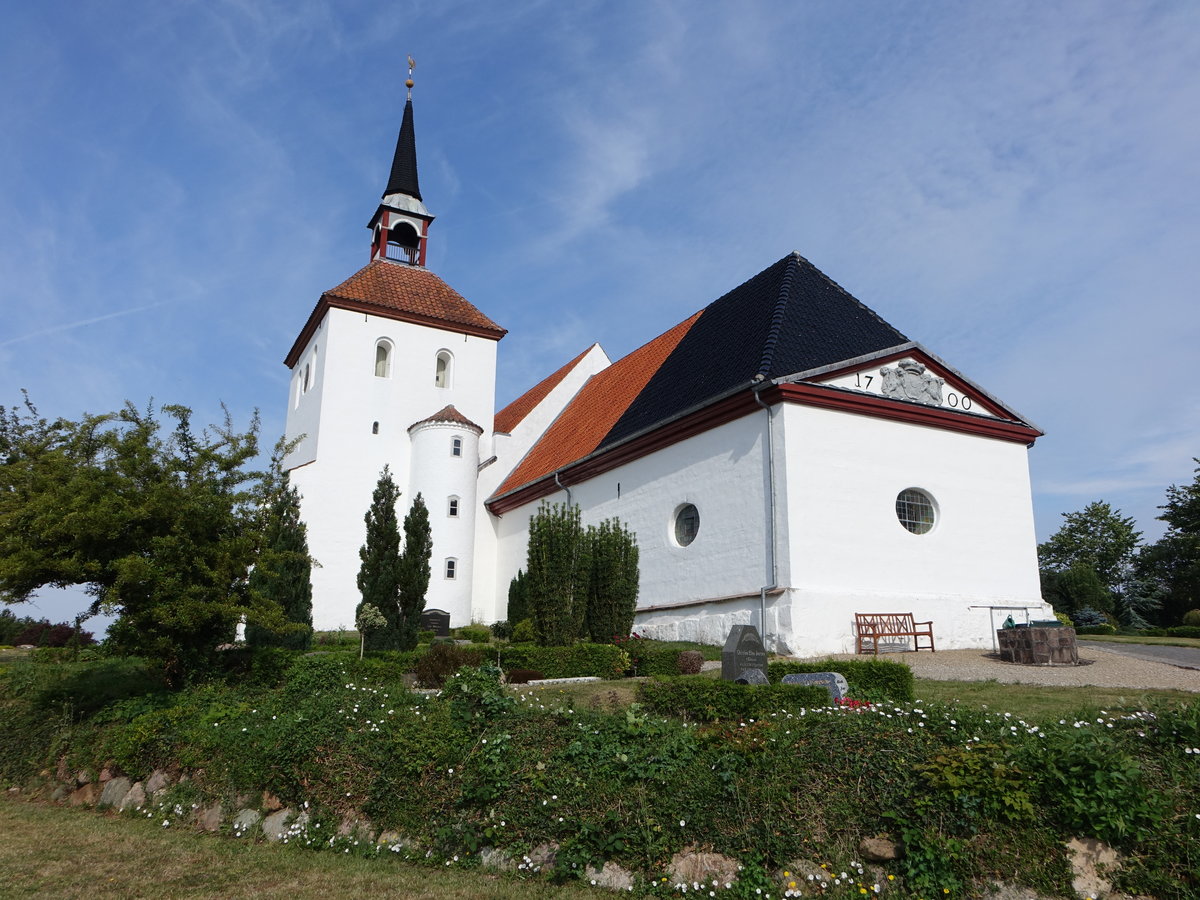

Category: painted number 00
[945, 391, 972, 410]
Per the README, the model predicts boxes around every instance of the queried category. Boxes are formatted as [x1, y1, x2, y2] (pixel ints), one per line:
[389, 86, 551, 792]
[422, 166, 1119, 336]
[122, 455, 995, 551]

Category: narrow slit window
[451, 437, 463, 457]
[444, 558, 457, 580]
[371, 421, 379, 435]
[448, 497, 459, 517]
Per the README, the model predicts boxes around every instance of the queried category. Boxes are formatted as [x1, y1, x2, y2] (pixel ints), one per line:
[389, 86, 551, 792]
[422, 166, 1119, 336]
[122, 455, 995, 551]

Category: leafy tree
[355, 603, 387, 660]
[1039, 561, 1113, 618]
[246, 462, 313, 650]
[584, 518, 639, 642]
[506, 569, 530, 624]
[356, 467, 404, 651]
[526, 502, 591, 646]
[1136, 460, 1200, 625]
[1038, 501, 1141, 600]
[0, 395, 284, 685]
[396, 492, 432, 651]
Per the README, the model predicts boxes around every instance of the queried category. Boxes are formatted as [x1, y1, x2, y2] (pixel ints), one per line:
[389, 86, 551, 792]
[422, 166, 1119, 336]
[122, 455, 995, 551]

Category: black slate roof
[599, 253, 909, 448]
[384, 98, 422, 200]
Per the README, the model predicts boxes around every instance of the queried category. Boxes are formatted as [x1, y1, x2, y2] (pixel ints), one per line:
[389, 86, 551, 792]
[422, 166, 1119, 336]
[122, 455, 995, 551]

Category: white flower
[680, 819, 686, 827]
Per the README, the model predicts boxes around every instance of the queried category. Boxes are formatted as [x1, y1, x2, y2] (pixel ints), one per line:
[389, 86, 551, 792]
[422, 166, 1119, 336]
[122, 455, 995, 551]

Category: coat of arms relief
[879, 359, 944, 406]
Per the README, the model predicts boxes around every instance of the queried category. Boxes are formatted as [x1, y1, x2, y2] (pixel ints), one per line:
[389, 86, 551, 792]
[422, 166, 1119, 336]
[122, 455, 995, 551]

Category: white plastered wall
[284, 304, 498, 630]
[774, 402, 1049, 655]
[490, 414, 772, 631]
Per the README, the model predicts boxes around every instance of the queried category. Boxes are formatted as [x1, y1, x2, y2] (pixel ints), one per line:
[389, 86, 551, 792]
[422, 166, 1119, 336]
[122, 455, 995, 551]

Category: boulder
[50, 784, 70, 803]
[144, 769, 173, 796]
[668, 848, 740, 887]
[262, 809, 293, 842]
[231, 809, 262, 838]
[67, 784, 100, 807]
[98, 776, 132, 809]
[262, 791, 284, 812]
[478, 846, 515, 871]
[1068, 837, 1120, 899]
[74, 770, 92, 786]
[120, 782, 147, 811]
[859, 835, 901, 862]
[586, 861, 635, 891]
[527, 842, 559, 872]
[195, 803, 223, 833]
[782, 861, 831, 885]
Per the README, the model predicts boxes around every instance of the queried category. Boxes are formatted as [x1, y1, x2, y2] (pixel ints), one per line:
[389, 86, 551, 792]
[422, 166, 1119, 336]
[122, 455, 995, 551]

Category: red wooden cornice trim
[488, 380, 1040, 517]
[765, 382, 1043, 443]
[284, 294, 506, 367]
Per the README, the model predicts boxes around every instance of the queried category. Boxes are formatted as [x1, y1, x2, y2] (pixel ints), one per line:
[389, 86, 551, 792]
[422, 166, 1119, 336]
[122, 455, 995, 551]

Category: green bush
[1182, 609, 1200, 627]
[1076, 623, 1118, 635]
[1166, 625, 1200, 639]
[767, 658, 915, 702]
[417, 630, 435, 644]
[510, 619, 535, 643]
[456, 625, 492, 644]
[499, 642, 628, 679]
[413, 644, 484, 688]
[637, 676, 829, 721]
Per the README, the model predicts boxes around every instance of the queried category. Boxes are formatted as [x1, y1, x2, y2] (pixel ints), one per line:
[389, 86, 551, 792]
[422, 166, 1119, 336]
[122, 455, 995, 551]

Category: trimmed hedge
[1142, 626, 1200, 639]
[499, 642, 628, 679]
[767, 658, 914, 702]
[1076, 624, 1118, 636]
[637, 676, 829, 721]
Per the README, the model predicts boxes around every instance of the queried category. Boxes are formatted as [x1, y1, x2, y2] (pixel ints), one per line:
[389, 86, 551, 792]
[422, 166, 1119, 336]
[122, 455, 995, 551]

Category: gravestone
[722, 624, 768, 683]
[418, 608, 451, 637]
[781, 672, 849, 702]
[734, 669, 769, 685]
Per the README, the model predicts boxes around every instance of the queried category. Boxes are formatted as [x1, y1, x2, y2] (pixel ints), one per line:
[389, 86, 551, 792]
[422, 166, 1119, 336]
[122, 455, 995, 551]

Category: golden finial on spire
[405, 55, 415, 97]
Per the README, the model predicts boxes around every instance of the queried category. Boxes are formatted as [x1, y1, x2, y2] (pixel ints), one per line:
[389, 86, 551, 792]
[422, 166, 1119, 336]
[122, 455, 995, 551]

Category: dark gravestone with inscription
[722, 625, 768, 684]
[418, 608, 451, 638]
[781, 672, 849, 702]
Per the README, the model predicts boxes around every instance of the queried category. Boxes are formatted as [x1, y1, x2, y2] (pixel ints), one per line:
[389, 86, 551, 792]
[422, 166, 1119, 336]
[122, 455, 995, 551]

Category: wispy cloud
[0, 301, 170, 349]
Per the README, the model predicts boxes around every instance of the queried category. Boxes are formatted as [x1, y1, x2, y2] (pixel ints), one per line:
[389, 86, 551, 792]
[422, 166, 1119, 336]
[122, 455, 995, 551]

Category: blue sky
[3, 1, 1198, 630]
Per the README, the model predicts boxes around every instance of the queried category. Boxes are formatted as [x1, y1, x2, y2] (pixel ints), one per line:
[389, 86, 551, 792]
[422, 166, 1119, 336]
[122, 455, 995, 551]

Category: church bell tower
[368, 58, 433, 266]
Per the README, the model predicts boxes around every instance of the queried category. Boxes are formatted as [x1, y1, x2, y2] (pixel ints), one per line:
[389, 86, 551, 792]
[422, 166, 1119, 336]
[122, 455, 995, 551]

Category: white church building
[283, 88, 1053, 656]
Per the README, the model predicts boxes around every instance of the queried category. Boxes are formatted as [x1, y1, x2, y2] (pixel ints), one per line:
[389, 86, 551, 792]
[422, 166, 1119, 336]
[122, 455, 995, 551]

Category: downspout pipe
[752, 377, 777, 642]
[554, 471, 573, 508]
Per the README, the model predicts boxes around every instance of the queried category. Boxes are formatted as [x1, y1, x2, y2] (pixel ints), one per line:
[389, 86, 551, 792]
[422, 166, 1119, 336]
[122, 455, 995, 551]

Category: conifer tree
[506, 569, 530, 623]
[356, 466, 403, 651]
[396, 492, 432, 650]
[247, 472, 313, 650]
[585, 518, 639, 642]
[526, 502, 591, 645]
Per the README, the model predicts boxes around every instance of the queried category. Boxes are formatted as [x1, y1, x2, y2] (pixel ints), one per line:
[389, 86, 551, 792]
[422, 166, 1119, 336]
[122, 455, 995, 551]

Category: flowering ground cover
[2, 652, 1198, 898]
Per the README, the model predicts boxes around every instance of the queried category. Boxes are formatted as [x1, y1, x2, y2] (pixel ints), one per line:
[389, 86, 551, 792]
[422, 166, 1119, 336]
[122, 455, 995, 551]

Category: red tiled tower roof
[285, 260, 506, 367]
[409, 404, 483, 434]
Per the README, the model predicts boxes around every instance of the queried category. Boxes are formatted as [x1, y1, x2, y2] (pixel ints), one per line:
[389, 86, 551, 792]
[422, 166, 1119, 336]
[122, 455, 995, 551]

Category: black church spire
[384, 96, 422, 201]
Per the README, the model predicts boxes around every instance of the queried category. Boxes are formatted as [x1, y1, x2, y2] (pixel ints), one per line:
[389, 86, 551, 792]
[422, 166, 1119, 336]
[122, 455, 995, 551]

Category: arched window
[371, 421, 379, 435]
[374, 341, 391, 378]
[386, 222, 420, 265]
[444, 558, 458, 580]
[448, 497, 460, 518]
[434, 350, 453, 388]
[303, 363, 311, 393]
[451, 436, 463, 457]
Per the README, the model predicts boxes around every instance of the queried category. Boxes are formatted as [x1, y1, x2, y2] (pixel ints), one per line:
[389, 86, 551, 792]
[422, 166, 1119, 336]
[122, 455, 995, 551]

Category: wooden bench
[854, 612, 935, 655]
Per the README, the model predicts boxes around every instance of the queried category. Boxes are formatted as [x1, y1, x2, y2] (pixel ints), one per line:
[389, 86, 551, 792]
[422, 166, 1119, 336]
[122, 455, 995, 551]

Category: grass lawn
[912, 678, 1197, 719]
[0, 796, 599, 900]
[513, 671, 1197, 722]
[1076, 633, 1200, 649]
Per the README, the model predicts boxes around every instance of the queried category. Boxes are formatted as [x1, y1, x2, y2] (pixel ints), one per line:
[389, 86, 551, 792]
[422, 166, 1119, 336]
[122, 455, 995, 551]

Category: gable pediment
[802, 347, 1020, 423]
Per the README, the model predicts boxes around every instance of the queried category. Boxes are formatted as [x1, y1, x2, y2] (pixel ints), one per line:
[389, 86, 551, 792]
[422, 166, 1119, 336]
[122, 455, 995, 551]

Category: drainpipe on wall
[752, 377, 777, 643]
[554, 471, 573, 508]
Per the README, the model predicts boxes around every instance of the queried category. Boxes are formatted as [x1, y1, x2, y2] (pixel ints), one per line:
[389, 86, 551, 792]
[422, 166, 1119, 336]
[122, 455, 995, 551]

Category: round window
[895, 489, 936, 534]
[674, 504, 700, 547]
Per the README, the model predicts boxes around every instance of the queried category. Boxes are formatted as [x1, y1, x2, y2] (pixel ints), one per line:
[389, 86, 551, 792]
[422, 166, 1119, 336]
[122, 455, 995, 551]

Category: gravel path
[793, 646, 1200, 692]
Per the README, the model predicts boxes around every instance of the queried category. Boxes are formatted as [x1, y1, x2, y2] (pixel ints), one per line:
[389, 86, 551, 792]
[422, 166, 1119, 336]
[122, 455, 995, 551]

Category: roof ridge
[755, 254, 800, 379]
[790, 251, 910, 344]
